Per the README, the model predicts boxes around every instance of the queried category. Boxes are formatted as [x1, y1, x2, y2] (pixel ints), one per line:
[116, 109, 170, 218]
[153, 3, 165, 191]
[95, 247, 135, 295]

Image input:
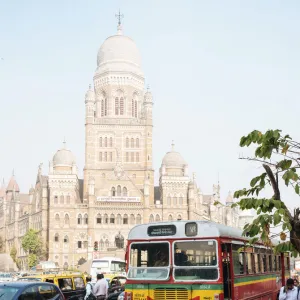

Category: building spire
[171, 140, 175, 151]
[115, 10, 124, 35]
[63, 137, 66, 149]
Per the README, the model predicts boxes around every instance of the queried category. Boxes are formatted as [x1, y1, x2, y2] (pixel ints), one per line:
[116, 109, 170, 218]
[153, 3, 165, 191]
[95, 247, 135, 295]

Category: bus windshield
[128, 242, 170, 280]
[173, 240, 218, 281]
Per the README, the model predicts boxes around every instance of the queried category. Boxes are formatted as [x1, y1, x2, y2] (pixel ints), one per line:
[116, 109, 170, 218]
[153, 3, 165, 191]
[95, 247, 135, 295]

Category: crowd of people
[85, 273, 109, 300]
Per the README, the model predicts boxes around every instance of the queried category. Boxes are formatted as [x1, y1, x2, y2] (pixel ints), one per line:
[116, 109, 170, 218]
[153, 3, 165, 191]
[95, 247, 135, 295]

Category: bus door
[221, 243, 233, 300]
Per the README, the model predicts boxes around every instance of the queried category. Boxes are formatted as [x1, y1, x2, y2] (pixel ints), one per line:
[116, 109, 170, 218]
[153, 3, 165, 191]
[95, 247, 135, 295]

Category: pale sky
[0, 1, 299, 208]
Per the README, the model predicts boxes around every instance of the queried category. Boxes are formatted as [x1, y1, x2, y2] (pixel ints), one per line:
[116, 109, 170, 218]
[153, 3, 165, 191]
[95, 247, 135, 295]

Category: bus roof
[92, 257, 125, 262]
[128, 220, 245, 241]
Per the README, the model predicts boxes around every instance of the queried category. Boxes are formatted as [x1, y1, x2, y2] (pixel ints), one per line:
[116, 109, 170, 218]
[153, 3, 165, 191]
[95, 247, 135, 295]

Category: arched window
[136, 153, 139, 162]
[60, 195, 64, 204]
[110, 214, 115, 224]
[64, 235, 69, 243]
[126, 152, 129, 162]
[132, 99, 134, 117]
[109, 152, 112, 161]
[64, 214, 70, 225]
[54, 196, 58, 204]
[123, 214, 128, 224]
[104, 214, 108, 224]
[168, 215, 173, 221]
[117, 185, 121, 196]
[96, 214, 102, 224]
[117, 214, 122, 225]
[179, 196, 183, 205]
[173, 196, 177, 205]
[149, 215, 154, 223]
[66, 195, 70, 204]
[167, 196, 171, 206]
[120, 97, 124, 115]
[101, 99, 104, 117]
[99, 152, 102, 161]
[111, 187, 116, 197]
[100, 239, 104, 250]
[55, 214, 60, 225]
[177, 214, 182, 221]
[115, 98, 119, 115]
[77, 214, 82, 225]
[115, 233, 124, 249]
[99, 137, 102, 147]
[110, 137, 113, 147]
[105, 239, 109, 248]
[135, 101, 137, 118]
[104, 137, 107, 147]
[136, 138, 139, 148]
[122, 187, 127, 197]
[104, 152, 107, 161]
[126, 138, 129, 148]
[84, 214, 88, 225]
[131, 152, 134, 162]
[136, 214, 142, 224]
[130, 214, 135, 224]
[155, 214, 160, 222]
[131, 138, 134, 148]
[54, 233, 59, 242]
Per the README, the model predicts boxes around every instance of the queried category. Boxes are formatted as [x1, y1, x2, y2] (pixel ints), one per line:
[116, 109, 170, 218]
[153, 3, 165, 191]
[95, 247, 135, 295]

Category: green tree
[233, 129, 300, 256]
[21, 229, 43, 268]
[10, 245, 17, 263]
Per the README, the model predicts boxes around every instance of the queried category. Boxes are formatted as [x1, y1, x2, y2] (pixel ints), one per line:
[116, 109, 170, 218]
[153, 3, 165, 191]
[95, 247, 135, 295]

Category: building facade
[0, 22, 253, 270]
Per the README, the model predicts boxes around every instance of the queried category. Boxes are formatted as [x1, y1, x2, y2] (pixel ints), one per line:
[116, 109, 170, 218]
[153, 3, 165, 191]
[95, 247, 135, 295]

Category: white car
[0, 273, 13, 282]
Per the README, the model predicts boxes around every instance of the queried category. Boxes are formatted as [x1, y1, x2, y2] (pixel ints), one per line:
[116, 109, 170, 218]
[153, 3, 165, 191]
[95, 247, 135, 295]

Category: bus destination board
[147, 225, 176, 236]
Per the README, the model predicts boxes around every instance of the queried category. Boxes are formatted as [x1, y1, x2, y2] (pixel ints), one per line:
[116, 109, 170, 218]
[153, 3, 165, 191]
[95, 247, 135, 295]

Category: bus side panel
[233, 274, 279, 300]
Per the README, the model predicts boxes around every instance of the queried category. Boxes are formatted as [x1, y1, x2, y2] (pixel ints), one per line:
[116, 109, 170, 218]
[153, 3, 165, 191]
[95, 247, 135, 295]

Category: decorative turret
[144, 87, 153, 122]
[0, 179, 5, 199]
[85, 84, 95, 124]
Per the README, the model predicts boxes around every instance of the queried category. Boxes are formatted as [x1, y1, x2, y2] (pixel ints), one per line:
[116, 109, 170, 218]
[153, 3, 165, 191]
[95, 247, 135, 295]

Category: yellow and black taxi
[18, 273, 86, 299]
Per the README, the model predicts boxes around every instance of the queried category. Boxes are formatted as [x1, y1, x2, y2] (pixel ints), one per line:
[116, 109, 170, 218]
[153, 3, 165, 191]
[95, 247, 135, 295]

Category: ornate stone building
[0, 21, 253, 270]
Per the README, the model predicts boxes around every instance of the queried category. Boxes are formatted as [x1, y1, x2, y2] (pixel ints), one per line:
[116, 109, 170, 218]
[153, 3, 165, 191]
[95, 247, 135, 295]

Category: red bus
[124, 220, 289, 300]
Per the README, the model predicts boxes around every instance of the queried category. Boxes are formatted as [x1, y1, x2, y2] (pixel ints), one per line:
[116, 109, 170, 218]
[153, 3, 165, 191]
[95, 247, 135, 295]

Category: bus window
[111, 261, 126, 272]
[173, 240, 218, 281]
[128, 242, 170, 280]
[268, 255, 273, 272]
[232, 245, 244, 275]
[278, 256, 281, 270]
[246, 253, 253, 274]
[254, 253, 260, 273]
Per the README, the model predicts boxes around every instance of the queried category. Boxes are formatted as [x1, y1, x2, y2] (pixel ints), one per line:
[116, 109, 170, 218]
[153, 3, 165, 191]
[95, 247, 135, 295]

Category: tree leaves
[236, 129, 300, 255]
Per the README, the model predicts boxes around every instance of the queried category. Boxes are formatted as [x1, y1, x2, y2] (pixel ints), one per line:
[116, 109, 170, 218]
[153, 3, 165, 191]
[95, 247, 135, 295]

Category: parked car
[18, 273, 86, 299]
[0, 281, 64, 299]
[0, 273, 13, 282]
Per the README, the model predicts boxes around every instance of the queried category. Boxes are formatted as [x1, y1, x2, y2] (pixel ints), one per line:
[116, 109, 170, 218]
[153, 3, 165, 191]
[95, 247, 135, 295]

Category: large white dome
[96, 30, 143, 75]
[162, 149, 186, 168]
[53, 148, 75, 167]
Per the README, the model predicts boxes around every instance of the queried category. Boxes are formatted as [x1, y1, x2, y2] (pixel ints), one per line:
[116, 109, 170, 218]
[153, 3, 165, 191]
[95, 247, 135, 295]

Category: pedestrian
[294, 279, 299, 287]
[93, 273, 108, 300]
[279, 278, 300, 300]
[84, 276, 96, 300]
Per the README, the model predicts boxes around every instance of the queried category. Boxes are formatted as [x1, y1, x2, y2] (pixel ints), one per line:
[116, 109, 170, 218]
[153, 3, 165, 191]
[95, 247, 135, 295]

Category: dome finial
[89, 84, 91, 90]
[115, 9, 124, 35]
[63, 137, 66, 149]
[171, 140, 175, 151]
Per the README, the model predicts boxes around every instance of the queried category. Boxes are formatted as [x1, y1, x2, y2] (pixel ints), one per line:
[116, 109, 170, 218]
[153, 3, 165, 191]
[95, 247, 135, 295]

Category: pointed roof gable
[7, 176, 20, 192]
